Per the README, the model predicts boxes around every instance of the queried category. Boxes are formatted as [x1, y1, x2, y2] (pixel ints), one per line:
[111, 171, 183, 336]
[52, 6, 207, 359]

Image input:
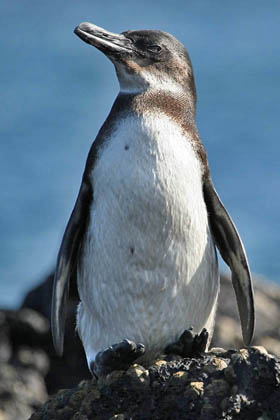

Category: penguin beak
[74, 22, 134, 57]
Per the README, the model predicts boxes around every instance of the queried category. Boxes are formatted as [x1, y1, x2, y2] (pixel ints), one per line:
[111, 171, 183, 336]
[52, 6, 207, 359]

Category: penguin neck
[95, 87, 209, 181]
[116, 88, 197, 134]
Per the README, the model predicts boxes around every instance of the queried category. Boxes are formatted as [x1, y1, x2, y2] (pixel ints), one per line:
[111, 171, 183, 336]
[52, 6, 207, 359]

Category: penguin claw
[165, 327, 208, 357]
[193, 328, 208, 353]
[92, 339, 145, 377]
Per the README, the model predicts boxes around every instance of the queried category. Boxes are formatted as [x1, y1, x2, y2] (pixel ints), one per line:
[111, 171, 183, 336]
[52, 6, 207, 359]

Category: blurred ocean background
[1, 1, 279, 307]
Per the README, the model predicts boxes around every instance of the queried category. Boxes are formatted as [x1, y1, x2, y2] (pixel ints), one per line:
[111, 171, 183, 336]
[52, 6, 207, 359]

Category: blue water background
[1, 1, 279, 307]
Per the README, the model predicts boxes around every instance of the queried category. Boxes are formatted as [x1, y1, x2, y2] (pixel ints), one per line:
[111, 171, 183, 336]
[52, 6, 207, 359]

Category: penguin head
[74, 22, 196, 99]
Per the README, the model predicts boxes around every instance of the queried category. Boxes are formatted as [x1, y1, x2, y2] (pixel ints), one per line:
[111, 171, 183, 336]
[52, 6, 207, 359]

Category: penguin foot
[165, 327, 208, 357]
[91, 339, 145, 377]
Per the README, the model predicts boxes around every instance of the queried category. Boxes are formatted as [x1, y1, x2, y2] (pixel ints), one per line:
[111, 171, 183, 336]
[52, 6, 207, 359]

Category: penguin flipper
[51, 180, 92, 356]
[203, 177, 255, 346]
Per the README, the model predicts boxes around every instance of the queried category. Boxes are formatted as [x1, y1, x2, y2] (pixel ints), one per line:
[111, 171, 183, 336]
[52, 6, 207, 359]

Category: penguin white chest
[77, 112, 218, 364]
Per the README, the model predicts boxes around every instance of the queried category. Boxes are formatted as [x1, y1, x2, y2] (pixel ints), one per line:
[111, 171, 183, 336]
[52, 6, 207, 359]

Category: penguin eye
[146, 45, 162, 53]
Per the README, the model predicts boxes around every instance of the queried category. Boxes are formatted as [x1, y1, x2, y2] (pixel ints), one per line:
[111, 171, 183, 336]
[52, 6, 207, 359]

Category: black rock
[29, 347, 280, 420]
[0, 309, 48, 420]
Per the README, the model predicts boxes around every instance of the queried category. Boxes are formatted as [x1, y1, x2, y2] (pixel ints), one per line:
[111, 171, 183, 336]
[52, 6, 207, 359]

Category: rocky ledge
[1, 273, 280, 419]
[30, 346, 280, 420]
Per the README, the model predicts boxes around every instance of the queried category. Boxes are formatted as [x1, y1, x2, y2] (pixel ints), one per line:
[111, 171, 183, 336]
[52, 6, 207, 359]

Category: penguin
[51, 22, 255, 377]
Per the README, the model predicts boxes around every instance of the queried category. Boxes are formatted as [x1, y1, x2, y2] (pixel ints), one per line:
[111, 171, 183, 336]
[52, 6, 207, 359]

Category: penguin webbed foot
[92, 339, 145, 377]
[165, 327, 208, 357]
